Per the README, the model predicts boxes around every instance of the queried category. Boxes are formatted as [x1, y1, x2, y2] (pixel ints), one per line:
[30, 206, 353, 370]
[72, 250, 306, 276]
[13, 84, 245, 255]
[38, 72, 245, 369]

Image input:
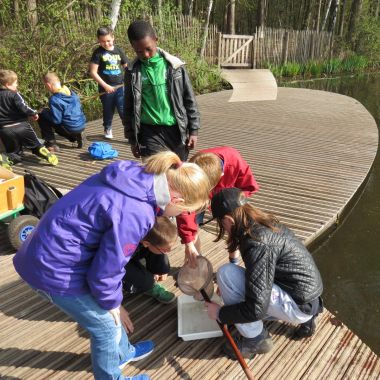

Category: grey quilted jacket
[218, 223, 323, 325]
[123, 48, 200, 146]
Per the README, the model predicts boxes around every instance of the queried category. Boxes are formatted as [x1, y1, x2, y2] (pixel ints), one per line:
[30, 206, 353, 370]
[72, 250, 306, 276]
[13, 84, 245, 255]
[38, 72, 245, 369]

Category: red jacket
[177, 146, 259, 243]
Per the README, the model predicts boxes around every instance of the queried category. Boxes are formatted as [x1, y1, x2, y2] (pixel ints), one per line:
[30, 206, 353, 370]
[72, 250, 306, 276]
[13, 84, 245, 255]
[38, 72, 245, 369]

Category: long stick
[200, 289, 256, 380]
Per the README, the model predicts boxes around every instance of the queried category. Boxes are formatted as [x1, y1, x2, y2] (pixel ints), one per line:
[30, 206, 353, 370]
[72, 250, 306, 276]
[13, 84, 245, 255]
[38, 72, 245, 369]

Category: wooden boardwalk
[0, 87, 379, 379]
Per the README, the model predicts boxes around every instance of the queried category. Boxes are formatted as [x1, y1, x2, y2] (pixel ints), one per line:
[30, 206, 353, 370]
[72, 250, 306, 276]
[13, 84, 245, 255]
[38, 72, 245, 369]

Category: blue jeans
[100, 86, 124, 130]
[35, 289, 132, 380]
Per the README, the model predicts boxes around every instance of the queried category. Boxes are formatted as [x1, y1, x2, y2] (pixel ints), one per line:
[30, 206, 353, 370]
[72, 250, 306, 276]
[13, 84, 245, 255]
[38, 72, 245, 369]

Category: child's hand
[131, 144, 141, 158]
[31, 114, 39, 121]
[104, 84, 116, 93]
[154, 274, 168, 282]
[205, 301, 221, 320]
[184, 241, 199, 268]
[187, 135, 198, 149]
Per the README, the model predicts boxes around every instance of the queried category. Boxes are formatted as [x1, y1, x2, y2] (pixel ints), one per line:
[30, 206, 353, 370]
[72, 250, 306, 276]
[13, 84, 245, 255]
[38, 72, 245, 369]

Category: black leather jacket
[123, 48, 200, 146]
[219, 223, 323, 325]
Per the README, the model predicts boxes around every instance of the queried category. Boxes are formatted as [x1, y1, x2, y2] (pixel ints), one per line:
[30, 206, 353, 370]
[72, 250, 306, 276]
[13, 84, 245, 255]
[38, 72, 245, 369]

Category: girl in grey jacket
[205, 188, 323, 360]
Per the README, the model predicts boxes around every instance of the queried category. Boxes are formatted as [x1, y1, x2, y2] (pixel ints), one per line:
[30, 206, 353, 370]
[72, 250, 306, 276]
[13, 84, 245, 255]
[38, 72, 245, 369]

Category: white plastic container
[177, 294, 223, 341]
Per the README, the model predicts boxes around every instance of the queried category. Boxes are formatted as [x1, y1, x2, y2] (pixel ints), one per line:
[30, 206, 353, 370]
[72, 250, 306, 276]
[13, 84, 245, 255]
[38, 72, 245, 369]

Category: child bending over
[0, 69, 58, 167]
[123, 216, 178, 304]
[38, 72, 86, 152]
[205, 188, 323, 359]
[177, 146, 259, 266]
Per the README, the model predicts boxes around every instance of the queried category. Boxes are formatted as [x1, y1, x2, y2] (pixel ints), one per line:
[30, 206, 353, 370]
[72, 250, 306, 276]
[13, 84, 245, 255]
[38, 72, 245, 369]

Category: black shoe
[75, 131, 87, 149]
[293, 297, 323, 339]
[223, 328, 273, 360]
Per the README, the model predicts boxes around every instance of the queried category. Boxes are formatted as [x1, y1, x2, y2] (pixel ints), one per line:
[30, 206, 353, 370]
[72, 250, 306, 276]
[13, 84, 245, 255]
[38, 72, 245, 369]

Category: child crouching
[0, 69, 58, 167]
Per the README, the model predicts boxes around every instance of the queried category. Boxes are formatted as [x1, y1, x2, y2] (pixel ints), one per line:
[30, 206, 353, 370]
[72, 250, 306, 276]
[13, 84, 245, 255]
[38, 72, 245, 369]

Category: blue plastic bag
[88, 142, 119, 160]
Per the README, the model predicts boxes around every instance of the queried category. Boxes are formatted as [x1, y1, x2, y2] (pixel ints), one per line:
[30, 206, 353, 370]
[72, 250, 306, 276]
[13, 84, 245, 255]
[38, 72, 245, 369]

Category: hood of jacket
[99, 160, 156, 205]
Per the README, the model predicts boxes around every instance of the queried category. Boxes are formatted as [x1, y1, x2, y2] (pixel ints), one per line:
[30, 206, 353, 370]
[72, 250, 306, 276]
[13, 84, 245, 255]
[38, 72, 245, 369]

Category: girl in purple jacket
[13, 151, 210, 380]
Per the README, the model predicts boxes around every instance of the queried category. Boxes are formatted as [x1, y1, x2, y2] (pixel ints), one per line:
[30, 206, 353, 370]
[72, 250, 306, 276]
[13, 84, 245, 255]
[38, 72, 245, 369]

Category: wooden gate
[217, 34, 254, 68]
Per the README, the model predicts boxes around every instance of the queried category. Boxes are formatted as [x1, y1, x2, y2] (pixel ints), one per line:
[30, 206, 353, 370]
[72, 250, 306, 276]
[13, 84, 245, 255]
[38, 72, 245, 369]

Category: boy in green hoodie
[38, 72, 87, 152]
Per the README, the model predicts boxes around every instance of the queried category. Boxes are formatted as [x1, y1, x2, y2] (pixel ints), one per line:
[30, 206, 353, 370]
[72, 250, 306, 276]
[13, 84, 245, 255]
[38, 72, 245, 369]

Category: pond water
[281, 73, 380, 355]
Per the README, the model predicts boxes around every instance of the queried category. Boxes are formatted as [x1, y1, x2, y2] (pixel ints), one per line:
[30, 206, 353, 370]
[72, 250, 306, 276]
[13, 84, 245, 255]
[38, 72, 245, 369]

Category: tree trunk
[330, 0, 339, 33]
[110, 0, 122, 30]
[321, 0, 333, 31]
[302, 0, 312, 29]
[188, 0, 194, 17]
[26, 0, 38, 27]
[157, 0, 163, 31]
[200, 0, 213, 58]
[13, 0, 20, 21]
[227, 0, 235, 34]
[348, 0, 363, 42]
[257, 0, 266, 29]
[316, 0, 322, 30]
[338, 0, 347, 36]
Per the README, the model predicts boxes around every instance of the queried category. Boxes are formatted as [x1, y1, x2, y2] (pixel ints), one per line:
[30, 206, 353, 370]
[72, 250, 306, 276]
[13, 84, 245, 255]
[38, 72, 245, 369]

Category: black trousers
[0, 122, 42, 154]
[38, 112, 83, 144]
[123, 247, 170, 295]
[139, 123, 189, 161]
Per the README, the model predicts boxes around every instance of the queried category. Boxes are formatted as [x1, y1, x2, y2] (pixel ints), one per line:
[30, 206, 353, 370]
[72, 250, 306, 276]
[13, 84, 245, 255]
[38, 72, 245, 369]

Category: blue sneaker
[125, 375, 150, 380]
[120, 340, 154, 369]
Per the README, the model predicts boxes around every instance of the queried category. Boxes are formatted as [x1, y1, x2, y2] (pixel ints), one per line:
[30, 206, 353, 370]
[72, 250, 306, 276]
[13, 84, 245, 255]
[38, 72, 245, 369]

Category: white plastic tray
[177, 294, 223, 341]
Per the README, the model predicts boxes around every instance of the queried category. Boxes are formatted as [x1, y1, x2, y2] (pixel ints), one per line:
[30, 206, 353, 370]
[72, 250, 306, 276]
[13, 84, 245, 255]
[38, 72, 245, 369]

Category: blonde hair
[189, 152, 222, 189]
[144, 151, 211, 212]
[43, 72, 61, 85]
[0, 69, 17, 88]
[142, 216, 177, 247]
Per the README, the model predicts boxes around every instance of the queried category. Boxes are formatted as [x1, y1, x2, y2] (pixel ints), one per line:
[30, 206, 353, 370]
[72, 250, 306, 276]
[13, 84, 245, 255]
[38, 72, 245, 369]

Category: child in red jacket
[177, 146, 259, 266]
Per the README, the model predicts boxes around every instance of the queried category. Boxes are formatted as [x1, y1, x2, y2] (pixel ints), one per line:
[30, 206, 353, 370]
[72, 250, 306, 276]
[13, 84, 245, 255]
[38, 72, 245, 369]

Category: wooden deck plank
[0, 87, 379, 379]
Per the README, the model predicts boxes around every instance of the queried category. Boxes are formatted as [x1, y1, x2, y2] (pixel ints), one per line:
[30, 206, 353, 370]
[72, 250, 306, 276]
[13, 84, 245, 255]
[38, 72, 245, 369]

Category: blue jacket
[13, 160, 170, 310]
[43, 89, 86, 131]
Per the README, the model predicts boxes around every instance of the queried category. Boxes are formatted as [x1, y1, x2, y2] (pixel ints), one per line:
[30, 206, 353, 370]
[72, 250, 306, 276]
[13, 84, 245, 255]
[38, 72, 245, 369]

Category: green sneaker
[0, 153, 13, 171]
[144, 283, 176, 304]
[37, 146, 58, 166]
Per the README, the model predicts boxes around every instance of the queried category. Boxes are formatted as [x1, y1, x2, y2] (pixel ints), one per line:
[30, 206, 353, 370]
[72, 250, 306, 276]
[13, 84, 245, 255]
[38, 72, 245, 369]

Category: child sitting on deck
[205, 188, 324, 359]
[123, 216, 178, 304]
[38, 72, 86, 152]
[176, 146, 259, 266]
[0, 69, 58, 167]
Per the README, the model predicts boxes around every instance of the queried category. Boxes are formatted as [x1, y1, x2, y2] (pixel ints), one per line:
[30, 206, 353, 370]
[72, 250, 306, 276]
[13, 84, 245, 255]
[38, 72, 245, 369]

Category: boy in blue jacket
[38, 72, 86, 152]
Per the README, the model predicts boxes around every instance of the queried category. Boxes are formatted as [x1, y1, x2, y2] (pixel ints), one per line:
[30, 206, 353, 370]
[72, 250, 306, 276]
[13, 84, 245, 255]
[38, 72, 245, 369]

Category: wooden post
[282, 31, 289, 64]
[217, 32, 222, 67]
[251, 36, 255, 69]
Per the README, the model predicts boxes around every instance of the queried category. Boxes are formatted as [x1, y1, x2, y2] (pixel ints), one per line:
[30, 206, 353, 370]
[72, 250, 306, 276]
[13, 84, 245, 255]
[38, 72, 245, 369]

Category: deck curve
[0, 87, 379, 379]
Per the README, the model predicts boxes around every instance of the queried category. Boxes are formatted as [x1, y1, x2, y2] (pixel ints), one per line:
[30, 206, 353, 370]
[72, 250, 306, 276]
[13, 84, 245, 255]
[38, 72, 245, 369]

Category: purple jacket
[13, 160, 168, 310]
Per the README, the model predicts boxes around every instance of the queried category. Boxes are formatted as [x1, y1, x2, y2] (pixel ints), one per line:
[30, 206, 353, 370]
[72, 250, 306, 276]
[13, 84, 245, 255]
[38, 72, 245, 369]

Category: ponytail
[144, 151, 211, 212]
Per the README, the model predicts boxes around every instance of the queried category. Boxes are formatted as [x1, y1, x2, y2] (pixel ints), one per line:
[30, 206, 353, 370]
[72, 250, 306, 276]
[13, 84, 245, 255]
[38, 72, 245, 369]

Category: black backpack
[22, 170, 63, 218]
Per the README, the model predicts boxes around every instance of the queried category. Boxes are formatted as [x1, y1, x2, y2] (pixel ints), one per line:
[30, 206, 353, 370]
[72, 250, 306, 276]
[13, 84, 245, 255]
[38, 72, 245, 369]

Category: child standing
[0, 69, 58, 167]
[123, 216, 178, 304]
[177, 146, 259, 265]
[205, 188, 323, 359]
[38, 72, 86, 152]
[13, 151, 210, 380]
[124, 20, 199, 161]
[89, 26, 129, 139]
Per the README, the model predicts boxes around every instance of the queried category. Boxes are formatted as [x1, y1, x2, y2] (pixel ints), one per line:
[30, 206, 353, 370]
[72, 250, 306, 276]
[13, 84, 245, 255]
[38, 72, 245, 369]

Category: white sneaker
[104, 129, 113, 139]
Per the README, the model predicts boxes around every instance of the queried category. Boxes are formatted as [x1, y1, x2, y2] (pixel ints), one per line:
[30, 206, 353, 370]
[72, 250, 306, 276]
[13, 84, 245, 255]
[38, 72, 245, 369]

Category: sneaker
[293, 297, 323, 339]
[37, 146, 58, 166]
[223, 328, 273, 360]
[104, 128, 113, 139]
[125, 375, 150, 380]
[76, 131, 87, 149]
[7, 153, 22, 164]
[0, 153, 13, 170]
[144, 283, 176, 304]
[119, 340, 154, 369]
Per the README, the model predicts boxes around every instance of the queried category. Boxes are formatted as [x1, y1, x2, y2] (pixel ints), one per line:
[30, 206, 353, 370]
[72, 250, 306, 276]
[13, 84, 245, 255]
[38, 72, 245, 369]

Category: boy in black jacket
[0, 69, 58, 167]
